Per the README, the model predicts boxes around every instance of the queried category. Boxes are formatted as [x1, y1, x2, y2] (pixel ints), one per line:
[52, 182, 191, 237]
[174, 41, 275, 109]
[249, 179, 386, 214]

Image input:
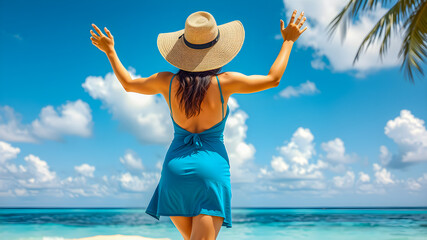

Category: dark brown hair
[174, 67, 223, 119]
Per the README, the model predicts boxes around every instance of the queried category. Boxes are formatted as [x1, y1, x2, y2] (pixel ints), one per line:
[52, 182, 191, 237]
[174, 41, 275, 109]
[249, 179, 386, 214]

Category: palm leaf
[353, 0, 420, 64]
[327, 0, 394, 41]
[399, 0, 427, 82]
[328, 0, 426, 82]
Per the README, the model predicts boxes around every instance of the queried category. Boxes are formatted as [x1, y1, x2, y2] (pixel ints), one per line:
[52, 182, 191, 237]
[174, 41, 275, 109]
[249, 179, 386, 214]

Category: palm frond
[327, 0, 394, 41]
[399, 0, 427, 82]
[353, 0, 420, 64]
[327, 0, 354, 41]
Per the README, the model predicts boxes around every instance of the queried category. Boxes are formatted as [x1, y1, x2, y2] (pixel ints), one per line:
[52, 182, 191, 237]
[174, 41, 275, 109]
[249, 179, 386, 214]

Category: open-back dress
[145, 73, 232, 228]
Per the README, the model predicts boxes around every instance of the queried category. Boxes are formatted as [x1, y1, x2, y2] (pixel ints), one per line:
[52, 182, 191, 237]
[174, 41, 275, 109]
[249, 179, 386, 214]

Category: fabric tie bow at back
[184, 133, 203, 149]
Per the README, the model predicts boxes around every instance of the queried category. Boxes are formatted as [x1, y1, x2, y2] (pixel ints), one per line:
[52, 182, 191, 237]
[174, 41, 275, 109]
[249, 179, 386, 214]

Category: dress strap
[216, 75, 225, 119]
[169, 74, 176, 120]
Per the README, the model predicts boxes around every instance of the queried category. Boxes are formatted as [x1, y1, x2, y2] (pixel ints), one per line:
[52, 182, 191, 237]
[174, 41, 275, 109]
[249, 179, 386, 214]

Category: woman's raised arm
[223, 10, 307, 95]
[90, 23, 167, 95]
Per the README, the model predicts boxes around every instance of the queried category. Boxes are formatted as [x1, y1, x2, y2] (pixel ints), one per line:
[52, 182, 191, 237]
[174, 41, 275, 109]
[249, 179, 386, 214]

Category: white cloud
[381, 110, 427, 169]
[120, 150, 144, 172]
[31, 100, 93, 140]
[373, 163, 395, 185]
[0, 140, 160, 198]
[224, 97, 257, 183]
[321, 138, 357, 164]
[74, 164, 95, 178]
[257, 127, 328, 191]
[23, 154, 57, 183]
[278, 80, 320, 98]
[333, 170, 355, 188]
[355, 168, 394, 195]
[113, 172, 160, 192]
[0, 100, 93, 143]
[61, 176, 108, 197]
[379, 145, 392, 166]
[406, 178, 422, 191]
[0, 141, 20, 163]
[279, 127, 316, 166]
[311, 57, 327, 70]
[358, 171, 370, 183]
[271, 155, 290, 172]
[0, 106, 35, 142]
[405, 173, 427, 191]
[281, 0, 401, 76]
[82, 67, 172, 144]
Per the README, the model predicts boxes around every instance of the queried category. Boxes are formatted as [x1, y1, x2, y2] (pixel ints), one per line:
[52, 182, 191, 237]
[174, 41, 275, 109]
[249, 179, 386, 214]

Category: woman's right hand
[90, 23, 115, 54]
[280, 10, 307, 42]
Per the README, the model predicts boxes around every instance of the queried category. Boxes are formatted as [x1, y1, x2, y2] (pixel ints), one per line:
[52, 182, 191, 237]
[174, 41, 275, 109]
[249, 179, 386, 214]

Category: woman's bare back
[167, 72, 229, 134]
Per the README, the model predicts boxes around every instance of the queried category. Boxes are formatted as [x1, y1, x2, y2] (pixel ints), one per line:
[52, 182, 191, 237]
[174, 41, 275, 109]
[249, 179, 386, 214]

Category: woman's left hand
[90, 23, 115, 54]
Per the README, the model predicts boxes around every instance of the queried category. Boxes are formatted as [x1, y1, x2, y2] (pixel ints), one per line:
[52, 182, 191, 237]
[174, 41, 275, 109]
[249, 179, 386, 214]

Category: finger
[289, 9, 297, 25]
[298, 17, 306, 28]
[295, 11, 304, 25]
[90, 37, 98, 44]
[92, 23, 104, 37]
[90, 30, 100, 40]
[300, 26, 308, 34]
[280, 19, 284, 30]
[104, 27, 113, 39]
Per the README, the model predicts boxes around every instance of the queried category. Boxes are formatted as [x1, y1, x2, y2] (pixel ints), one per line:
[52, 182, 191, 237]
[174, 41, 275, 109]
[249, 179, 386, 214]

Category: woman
[90, 10, 307, 240]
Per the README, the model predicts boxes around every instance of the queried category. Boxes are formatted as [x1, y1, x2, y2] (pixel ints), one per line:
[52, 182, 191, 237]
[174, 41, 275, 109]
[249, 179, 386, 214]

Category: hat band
[179, 29, 220, 49]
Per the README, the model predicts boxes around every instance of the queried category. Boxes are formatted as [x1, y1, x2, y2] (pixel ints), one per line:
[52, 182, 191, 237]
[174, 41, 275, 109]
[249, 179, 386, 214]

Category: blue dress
[145, 73, 232, 228]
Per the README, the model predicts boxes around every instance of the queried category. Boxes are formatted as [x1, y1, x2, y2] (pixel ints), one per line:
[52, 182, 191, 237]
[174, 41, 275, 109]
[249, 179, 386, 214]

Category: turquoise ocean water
[0, 208, 426, 240]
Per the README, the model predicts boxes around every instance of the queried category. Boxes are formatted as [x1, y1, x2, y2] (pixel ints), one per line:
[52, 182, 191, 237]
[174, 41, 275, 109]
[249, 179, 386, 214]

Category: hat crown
[184, 11, 218, 45]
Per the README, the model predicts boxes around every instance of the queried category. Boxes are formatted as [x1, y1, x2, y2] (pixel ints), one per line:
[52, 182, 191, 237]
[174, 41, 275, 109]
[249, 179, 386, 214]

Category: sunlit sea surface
[1, 207, 426, 240]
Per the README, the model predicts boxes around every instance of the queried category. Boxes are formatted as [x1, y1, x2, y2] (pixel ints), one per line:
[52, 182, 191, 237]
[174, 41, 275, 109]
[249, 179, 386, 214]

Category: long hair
[174, 67, 223, 119]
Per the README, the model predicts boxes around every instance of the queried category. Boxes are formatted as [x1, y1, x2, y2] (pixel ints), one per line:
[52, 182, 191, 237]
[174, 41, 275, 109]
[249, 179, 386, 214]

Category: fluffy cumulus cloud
[100, 150, 160, 194]
[358, 171, 370, 183]
[332, 164, 400, 195]
[224, 97, 257, 183]
[0, 141, 20, 163]
[74, 163, 95, 178]
[281, 0, 401, 77]
[252, 124, 419, 196]
[257, 127, 329, 192]
[373, 163, 395, 185]
[333, 170, 355, 189]
[0, 148, 62, 197]
[120, 150, 145, 172]
[0, 100, 93, 143]
[279, 127, 316, 166]
[110, 172, 159, 193]
[382, 109, 427, 169]
[404, 173, 427, 191]
[0, 140, 160, 198]
[379, 145, 392, 166]
[320, 138, 358, 172]
[278, 80, 320, 98]
[82, 67, 172, 144]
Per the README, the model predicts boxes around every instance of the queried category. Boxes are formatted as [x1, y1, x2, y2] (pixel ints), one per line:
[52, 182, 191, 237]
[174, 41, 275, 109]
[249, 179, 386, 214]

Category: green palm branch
[327, 0, 426, 83]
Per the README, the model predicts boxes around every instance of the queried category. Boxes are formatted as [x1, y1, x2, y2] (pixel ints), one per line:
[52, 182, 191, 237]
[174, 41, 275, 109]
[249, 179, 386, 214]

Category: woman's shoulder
[218, 71, 242, 81]
[217, 71, 241, 86]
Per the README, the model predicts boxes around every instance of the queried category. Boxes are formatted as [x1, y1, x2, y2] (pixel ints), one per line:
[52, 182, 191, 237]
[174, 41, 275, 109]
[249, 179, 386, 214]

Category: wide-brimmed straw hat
[157, 11, 245, 72]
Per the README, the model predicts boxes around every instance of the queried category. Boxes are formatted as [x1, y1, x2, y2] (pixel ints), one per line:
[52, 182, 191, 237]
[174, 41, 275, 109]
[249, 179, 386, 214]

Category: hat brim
[157, 20, 245, 72]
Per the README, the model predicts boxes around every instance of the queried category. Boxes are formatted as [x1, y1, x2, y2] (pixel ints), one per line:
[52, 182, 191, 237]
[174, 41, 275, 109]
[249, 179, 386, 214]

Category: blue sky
[0, 0, 426, 208]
